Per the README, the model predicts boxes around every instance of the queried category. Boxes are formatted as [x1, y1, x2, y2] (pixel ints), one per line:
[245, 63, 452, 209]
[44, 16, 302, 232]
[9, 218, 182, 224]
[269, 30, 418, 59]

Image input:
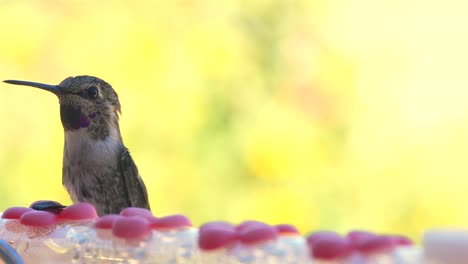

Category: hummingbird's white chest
[62, 128, 122, 203]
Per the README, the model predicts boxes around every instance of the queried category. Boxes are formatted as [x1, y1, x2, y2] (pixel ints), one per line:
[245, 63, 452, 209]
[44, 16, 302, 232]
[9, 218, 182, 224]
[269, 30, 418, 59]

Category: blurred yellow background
[1, 0, 468, 241]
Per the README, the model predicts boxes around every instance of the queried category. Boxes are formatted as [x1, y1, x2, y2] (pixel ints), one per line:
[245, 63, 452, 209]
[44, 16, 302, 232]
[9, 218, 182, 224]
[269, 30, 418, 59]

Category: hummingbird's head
[4, 76, 122, 141]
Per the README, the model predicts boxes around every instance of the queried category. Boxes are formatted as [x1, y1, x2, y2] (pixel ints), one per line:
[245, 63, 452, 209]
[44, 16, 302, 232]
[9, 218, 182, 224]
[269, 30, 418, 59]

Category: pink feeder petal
[112, 216, 151, 239]
[307, 231, 342, 246]
[238, 221, 278, 245]
[275, 224, 300, 235]
[20, 211, 57, 227]
[357, 235, 396, 253]
[198, 221, 238, 250]
[120, 207, 154, 220]
[146, 216, 158, 226]
[200, 221, 236, 232]
[2, 207, 33, 219]
[94, 214, 122, 229]
[308, 233, 351, 260]
[59, 203, 98, 220]
[151, 214, 192, 230]
[391, 235, 413, 246]
[236, 220, 266, 233]
[347, 230, 377, 248]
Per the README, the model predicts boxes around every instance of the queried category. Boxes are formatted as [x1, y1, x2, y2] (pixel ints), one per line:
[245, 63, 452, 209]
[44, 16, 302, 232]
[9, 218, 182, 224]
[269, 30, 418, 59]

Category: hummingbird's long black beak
[3, 80, 64, 95]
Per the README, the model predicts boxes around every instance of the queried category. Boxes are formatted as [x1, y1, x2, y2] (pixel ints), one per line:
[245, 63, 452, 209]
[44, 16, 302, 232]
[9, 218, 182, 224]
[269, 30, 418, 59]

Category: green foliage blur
[2, 0, 468, 240]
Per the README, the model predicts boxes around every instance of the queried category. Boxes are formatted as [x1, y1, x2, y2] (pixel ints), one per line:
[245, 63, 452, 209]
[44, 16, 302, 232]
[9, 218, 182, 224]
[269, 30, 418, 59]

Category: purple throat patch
[60, 105, 95, 130]
[79, 114, 90, 128]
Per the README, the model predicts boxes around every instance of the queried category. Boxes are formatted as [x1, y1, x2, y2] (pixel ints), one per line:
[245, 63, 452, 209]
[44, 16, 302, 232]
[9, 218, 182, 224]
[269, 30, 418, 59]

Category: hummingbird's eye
[86, 86, 99, 99]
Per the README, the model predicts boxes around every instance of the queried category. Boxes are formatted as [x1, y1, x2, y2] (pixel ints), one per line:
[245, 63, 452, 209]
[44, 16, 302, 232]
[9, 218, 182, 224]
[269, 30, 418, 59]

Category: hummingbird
[3, 76, 150, 216]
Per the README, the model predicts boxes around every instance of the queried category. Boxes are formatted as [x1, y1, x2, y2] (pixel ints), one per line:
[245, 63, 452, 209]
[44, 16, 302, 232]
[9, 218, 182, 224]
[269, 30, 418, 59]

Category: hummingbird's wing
[118, 147, 151, 210]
